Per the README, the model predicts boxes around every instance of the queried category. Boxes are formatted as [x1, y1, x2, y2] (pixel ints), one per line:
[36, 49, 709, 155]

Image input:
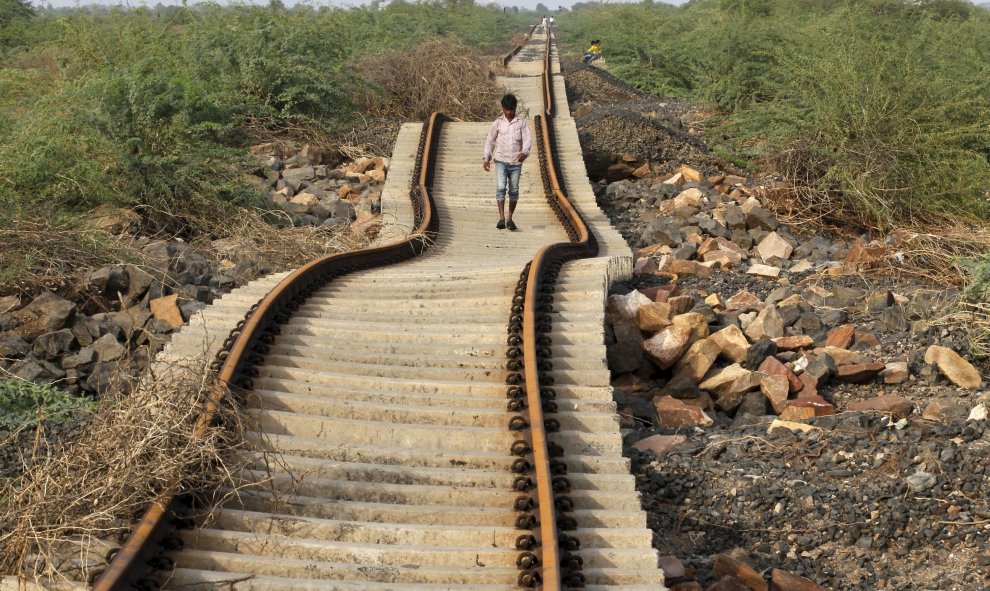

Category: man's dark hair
[501, 94, 518, 110]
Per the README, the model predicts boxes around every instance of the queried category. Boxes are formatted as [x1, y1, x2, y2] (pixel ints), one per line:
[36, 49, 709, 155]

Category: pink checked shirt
[483, 115, 532, 165]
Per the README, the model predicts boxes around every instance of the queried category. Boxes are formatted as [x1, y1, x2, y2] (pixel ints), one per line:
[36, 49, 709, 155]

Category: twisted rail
[501, 24, 539, 67]
[91, 113, 447, 591]
[511, 32, 599, 590]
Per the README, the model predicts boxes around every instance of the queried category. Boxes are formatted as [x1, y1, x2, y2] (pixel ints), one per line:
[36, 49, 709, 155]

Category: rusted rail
[510, 33, 599, 590]
[91, 113, 447, 591]
[502, 23, 539, 67]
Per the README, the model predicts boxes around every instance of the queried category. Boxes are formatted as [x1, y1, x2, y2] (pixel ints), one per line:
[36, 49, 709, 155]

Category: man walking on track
[483, 93, 531, 231]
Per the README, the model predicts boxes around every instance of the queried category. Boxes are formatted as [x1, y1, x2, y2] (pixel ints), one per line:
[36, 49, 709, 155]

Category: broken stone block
[675, 164, 702, 182]
[673, 338, 722, 382]
[847, 395, 914, 420]
[882, 361, 909, 384]
[699, 363, 752, 395]
[631, 434, 686, 456]
[744, 305, 784, 341]
[724, 290, 763, 312]
[747, 263, 781, 278]
[608, 319, 645, 374]
[756, 231, 793, 261]
[759, 373, 790, 413]
[768, 419, 819, 434]
[773, 335, 813, 351]
[635, 302, 672, 333]
[633, 257, 660, 275]
[779, 405, 816, 421]
[667, 295, 695, 316]
[835, 362, 886, 383]
[10, 291, 77, 342]
[825, 324, 856, 349]
[769, 568, 828, 591]
[924, 345, 982, 389]
[672, 312, 709, 345]
[607, 291, 653, 322]
[653, 396, 713, 428]
[852, 331, 881, 350]
[710, 325, 750, 363]
[642, 324, 693, 369]
[758, 356, 802, 393]
[149, 294, 184, 329]
[922, 399, 969, 422]
[662, 258, 714, 277]
[639, 284, 677, 302]
[716, 372, 766, 412]
[796, 372, 818, 398]
[713, 555, 768, 591]
[782, 394, 835, 417]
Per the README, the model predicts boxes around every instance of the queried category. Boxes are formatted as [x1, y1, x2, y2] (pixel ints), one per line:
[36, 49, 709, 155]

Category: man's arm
[483, 120, 498, 170]
[518, 122, 532, 163]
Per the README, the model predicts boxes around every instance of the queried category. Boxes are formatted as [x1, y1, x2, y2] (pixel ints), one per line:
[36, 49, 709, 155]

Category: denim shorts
[494, 161, 522, 202]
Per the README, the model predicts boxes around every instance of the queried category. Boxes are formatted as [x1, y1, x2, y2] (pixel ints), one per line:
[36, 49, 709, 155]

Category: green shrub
[962, 256, 990, 303]
[0, 379, 95, 429]
[0, 0, 32, 30]
[561, 0, 990, 230]
[0, 1, 530, 285]
[748, 8, 990, 227]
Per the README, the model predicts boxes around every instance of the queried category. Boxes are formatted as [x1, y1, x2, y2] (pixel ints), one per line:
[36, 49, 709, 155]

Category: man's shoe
[496, 219, 506, 229]
[506, 220, 517, 231]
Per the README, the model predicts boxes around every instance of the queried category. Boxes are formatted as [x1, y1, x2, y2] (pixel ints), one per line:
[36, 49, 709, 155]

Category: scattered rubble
[0, 145, 388, 449]
[566, 56, 990, 591]
[249, 142, 387, 233]
[596, 164, 990, 590]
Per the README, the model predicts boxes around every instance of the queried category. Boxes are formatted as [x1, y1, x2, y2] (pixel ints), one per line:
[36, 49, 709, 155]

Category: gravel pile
[567, 60, 990, 591]
[562, 59, 723, 181]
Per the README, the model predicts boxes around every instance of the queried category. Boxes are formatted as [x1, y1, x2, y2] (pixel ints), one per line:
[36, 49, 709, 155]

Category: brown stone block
[713, 555, 767, 591]
[779, 406, 815, 421]
[825, 324, 855, 349]
[783, 394, 835, 417]
[631, 434, 686, 455]
[769, 568, 828, 591]
[773, 335, 813, 351]
[654, 395, 713, 427]
[835, 362, 886, 383]
[758, 356, 802, 393]
[847, 395, 913, 420]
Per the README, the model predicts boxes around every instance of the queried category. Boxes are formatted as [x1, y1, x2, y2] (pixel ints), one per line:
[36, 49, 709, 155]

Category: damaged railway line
[15, 27, 666, 591]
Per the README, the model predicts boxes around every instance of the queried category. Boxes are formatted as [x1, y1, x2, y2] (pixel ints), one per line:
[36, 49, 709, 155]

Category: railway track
[79, 25, 664, 591]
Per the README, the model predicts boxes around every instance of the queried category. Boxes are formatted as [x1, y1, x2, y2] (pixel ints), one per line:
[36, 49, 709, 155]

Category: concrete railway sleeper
[78, 24, 662, 591]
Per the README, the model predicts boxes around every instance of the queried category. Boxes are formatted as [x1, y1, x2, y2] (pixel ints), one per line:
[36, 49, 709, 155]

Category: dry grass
[190, 205, 371, 271]
[0, 215, 135, 297]
[935, 301, 990, 360]
[0, 354, 257, 586]
[759, 175, 990, 288]
[356, 37, 503, 122]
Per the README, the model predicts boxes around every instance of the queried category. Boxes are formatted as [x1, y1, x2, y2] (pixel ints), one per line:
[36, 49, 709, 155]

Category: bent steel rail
[513, 32, 598, 590]
[502, 24, 539, 67]
[91, 113, 447, 591]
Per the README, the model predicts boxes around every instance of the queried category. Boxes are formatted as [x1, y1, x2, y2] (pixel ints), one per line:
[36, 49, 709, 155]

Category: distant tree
[535, 2, 549, 12]
[0, 0, 34, 28]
